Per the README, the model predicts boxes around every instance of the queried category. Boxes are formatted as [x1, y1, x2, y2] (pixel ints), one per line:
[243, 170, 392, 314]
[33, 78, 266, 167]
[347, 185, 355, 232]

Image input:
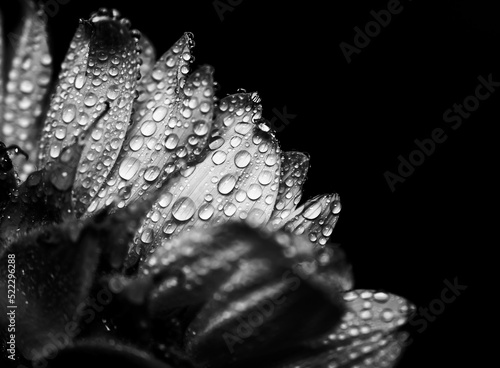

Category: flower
[0, 2, 414, 368]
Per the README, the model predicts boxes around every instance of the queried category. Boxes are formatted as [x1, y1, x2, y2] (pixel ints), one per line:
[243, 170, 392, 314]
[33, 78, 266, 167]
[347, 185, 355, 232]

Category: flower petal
[0, 0, 52, 180]
[0, 9, 4, 122]
[0, 220, 101, 360]
[286, 290, 415, 368]
[284, 193, 341, 247]
[140, 223, 347, 367]
[137, 33, 156, 86]
[131, 93, 281, 263]
[0, 194, 153, 359]
[85, 45, 216, 217]
[40, 340, 174, 368]
[264, 290, 414, 368]
[0, 123, 101, 250]
[0, 143, 20, 208]
[268, 151, 309, 230]
[36, 10, 141, 215]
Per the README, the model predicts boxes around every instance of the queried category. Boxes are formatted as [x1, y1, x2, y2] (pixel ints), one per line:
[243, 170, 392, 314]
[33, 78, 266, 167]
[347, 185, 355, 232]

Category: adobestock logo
[408, 277, 467, 333]
[384, 73, 498, 192]
[340, 0, 412, 64]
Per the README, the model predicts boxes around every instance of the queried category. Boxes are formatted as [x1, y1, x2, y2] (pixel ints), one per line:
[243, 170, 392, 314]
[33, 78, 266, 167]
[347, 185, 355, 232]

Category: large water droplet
[158, 192, 173, 208]
[223, 202, 237, 217]
[84, 92, 98, 107]
[54, 125, 67, 140]
[106, 84, 120, 100]
[62, 103, 77, 123]
[198, 203, 215, 220]
[247, 184, 263, 200]
[212, 151, 227, 165]
[152, 106, 168, 122]
[144, 166, 161, 182]
[141, 228, 154, 244]
[118, 157, 141, 181]
[140, 120, 157, 137]
[303, 200, 323, 220]
[381, 308, 395, 323]
[74, 72, 87, 89]
[218, 174, 237, 195]
[258, 170, 273, 185]
[164, 134, 179, 150]
[235, 122, 253, 135]
[172, 197, 196, 221]
[129, 136, 144, 151]
[234, 150, 251, 168]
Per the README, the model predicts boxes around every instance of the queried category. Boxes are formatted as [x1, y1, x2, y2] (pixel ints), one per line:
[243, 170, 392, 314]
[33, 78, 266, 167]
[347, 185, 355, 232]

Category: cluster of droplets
[293, 290, 414, 368]
[84, 33, 217, 216]
[36, 9, 141, 216]
[284, 193, 341, 247]
[1, 4, 344, 273]
[0, 2, 52, 180]
[130, 93, 282, 262]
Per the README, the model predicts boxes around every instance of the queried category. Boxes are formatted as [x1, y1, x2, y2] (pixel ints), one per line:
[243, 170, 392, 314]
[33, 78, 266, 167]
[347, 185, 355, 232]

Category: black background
[1, 0, 490, 366]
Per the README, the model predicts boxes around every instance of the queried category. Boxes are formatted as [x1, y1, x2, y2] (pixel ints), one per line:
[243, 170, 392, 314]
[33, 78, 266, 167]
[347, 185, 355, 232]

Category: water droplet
[140, 120, 157, 137]
[20, 80, 34, 93]
[129, 136, 144, 151]
[234, 150, 251, 168]
[223, 202, 237, 217]
[84, 93, 98, 107]
[303, 200, 323, 220]
[188, 97, 199, 109]
[381, 309, 395, 323]
[152, 106, 168, 122]
[198, 203, 215, 220]
[144, 166, 161, 182]
[332, 200, 341, 214]
[74, 72, 87, 89]
[235, 122, 253, 135]
[247, 184, 263, 200]
[62, 103, 77, 123]
[141, 228, 154, 244]
[230, 136, 242, 148]
[194, 120, 209, 136]
[158, 192, 173, 208]
[212, 151, 227, 165]
[258, 170, 273, 185]
[235, 190, 246, 202]
[218, 174, 237, 195]
[172, 197, 196, 221]
[164, 134, 179, 150]
[163, 221, 177, 235]
[118, 157, 141, 180]
[106, 84, 120, 100]
[360, 310, 373, 320]
[49, 144, 61, 158]
[265, 154, 278, 166]
[200, 102, 210, 113]
[374, 292, 390, 303]
[209, 137, 224, 150]
[54, 125, 67, 140]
